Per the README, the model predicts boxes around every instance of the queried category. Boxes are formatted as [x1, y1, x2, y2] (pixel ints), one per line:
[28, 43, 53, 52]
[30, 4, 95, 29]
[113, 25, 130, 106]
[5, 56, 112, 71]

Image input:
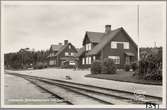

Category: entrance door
[125, 56, 130, 65]
[125, 56, 134, 65]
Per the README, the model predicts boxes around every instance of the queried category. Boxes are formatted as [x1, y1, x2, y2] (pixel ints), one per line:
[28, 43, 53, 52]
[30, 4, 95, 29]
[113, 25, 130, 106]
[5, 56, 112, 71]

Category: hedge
[138, 53, 162, 80]
[101, 58, 116, 74]
[90, 60, 101, 74]
[90, 58, 116, 74]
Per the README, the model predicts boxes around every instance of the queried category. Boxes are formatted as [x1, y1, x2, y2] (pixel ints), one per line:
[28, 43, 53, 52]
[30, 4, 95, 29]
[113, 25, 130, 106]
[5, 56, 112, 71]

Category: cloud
[2, 4, 164, 53]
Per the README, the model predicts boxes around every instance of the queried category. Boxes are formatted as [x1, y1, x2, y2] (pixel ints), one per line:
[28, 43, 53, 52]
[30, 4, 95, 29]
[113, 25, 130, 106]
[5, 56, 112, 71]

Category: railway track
[6, 72, 162, 105]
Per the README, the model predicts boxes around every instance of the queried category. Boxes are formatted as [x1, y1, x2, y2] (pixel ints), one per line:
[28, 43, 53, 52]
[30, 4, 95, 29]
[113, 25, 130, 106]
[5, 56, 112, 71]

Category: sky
[2, 2, 165, 53]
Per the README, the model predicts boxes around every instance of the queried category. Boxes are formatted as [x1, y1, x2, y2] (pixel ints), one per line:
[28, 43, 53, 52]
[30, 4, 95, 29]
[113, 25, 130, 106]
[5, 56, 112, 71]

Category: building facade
[48, 40, 78, 67]
[77, 25, 138, 69]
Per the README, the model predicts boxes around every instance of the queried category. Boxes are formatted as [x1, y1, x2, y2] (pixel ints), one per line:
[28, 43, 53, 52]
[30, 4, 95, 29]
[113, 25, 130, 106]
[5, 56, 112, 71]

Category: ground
[85, 71, 162, 85]
[4, 74, 67, 105]
[5, 68, 162, 98]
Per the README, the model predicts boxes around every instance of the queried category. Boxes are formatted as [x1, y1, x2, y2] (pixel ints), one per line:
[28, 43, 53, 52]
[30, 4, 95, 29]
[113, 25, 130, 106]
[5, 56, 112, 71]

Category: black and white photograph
[1, 1, 166, 108]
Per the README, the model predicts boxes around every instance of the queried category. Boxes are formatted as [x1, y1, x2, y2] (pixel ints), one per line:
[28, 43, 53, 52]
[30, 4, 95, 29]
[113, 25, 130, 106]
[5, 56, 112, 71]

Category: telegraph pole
[137, 4, 140, 61]
[154, 42, 157, 47]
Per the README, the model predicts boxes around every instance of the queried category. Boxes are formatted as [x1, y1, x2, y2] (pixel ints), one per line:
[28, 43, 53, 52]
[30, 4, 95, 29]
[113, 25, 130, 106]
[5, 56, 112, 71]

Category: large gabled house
[48, 40, 78, 67]
[77, 25, 138, 69]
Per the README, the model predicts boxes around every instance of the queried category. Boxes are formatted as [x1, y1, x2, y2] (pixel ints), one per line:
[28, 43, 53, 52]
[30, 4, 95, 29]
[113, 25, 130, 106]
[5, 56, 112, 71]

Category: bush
[60, 61, 69, 68]
[137, 51, 162, 80]
[33, 64, 43, 69]
[33, 62, 47, 69]
[90, 60, 101, 74]
[144, 70, 162, 80]
[125, 64, 130, 71]
[101, 58, 116, 74]
[11, 63, 22, 69]
[131, 62, 138, 71]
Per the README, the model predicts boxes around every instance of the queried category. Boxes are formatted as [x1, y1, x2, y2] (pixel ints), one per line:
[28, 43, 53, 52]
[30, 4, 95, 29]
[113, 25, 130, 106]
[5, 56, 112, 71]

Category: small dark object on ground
[65, 75, 72, 80]
[131, 62, 138, 71]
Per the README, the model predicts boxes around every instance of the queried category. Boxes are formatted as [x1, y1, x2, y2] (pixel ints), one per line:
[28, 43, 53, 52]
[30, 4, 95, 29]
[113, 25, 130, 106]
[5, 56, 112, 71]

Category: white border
[1, 1, 166, 108]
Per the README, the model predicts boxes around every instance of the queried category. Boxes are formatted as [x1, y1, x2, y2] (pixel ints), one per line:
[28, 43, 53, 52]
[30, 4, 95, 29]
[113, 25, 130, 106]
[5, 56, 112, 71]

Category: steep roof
[55, 43, 77, 56]
[86, 28, 122, 55]
[86, 31, 105, 43]
[74, 47, 85, 57]
[50, 44, 63, 51]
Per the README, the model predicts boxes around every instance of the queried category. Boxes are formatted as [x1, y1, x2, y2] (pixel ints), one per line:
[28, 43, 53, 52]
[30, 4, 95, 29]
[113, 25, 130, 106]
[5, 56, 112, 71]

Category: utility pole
[137, 4, 140, 61]
[154, 42, 157, 47]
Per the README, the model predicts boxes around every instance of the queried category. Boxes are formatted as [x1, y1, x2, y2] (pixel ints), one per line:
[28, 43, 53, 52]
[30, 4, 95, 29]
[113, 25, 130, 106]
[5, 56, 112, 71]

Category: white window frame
[86, 57, 89, 64]
[111, 42, 117, 49]
[89, 43, 91, 50]
[86, 44, 88, 51]
[65, 52, 69, 56]
[71, 52, 74, 56]
[69, 45, 71, 49]
[82, 58, 85, 65]
[124, 42, 129, 49]
[49, 60, 54, 65]
[89, 57, 91, 64]
[69, 61, 75, 65]
[108, 56, 120, 64]
[86, 43, 91, 51]
[111, 41, 129, 49]
[93, 56, 96, 61]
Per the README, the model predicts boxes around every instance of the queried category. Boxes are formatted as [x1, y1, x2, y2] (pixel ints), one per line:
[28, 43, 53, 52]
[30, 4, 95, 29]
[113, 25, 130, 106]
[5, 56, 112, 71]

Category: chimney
[59, 43, 62, 45]
[64, 40, 68, 45]
[105, 25, 111, 33]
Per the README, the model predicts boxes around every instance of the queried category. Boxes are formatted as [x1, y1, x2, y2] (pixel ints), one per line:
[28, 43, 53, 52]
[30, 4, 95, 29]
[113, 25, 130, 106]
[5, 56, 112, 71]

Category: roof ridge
[87, 27, 122, 34]
[86, 31, 104, 34]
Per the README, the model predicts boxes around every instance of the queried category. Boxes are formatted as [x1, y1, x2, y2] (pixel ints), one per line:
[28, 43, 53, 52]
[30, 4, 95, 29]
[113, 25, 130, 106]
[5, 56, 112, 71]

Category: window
[86, 43, 91, 51]
[49, 60, 54, 65]
[69, 45, 71, 49]
[89, 57, 91, 64]
[93, 56, 96, 61]
[69, 61, 75, 65]
[89, 44, 91, 50]
[111, 42, 117, 48]
[82, 58, 85, 64]
[71, 52, 74, 56]
[111, 41, 129, 49]
[86, 44, 88, 51]
[65, 52, 69, 56]
[125, 56, 130, 64]
[108, 56, 120, 64]
[124, 42, 129, 49]
[86, 57, 89, 64]
[50, 53, 54, 57]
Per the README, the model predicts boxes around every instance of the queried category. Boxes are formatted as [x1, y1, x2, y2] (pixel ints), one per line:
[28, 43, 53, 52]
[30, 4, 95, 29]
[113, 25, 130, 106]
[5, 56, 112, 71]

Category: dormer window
[123, 42, 129, 49]
[111, 42, 117, 49]
[69, 45, 71, 49]
[71, 52, 74, 56]
[86, 43, 91, 51]
[65, 52, 69, 56]
[50, 53, 54, 57]
[111, 41, 129, 49]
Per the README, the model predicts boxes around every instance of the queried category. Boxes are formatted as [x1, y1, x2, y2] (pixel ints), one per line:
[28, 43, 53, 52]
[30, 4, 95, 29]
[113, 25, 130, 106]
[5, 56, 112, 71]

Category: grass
[85, 71, 162, 85]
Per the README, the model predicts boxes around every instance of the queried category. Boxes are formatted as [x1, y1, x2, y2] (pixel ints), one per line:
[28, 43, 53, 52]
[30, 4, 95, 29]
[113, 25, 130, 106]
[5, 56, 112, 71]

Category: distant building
[48, 40, 78, 67]
[76, 25, 138, 69]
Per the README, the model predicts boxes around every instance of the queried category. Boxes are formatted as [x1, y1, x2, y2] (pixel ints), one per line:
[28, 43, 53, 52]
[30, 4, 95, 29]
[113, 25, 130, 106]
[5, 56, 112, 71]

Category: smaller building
[48, 40, 78, 68]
